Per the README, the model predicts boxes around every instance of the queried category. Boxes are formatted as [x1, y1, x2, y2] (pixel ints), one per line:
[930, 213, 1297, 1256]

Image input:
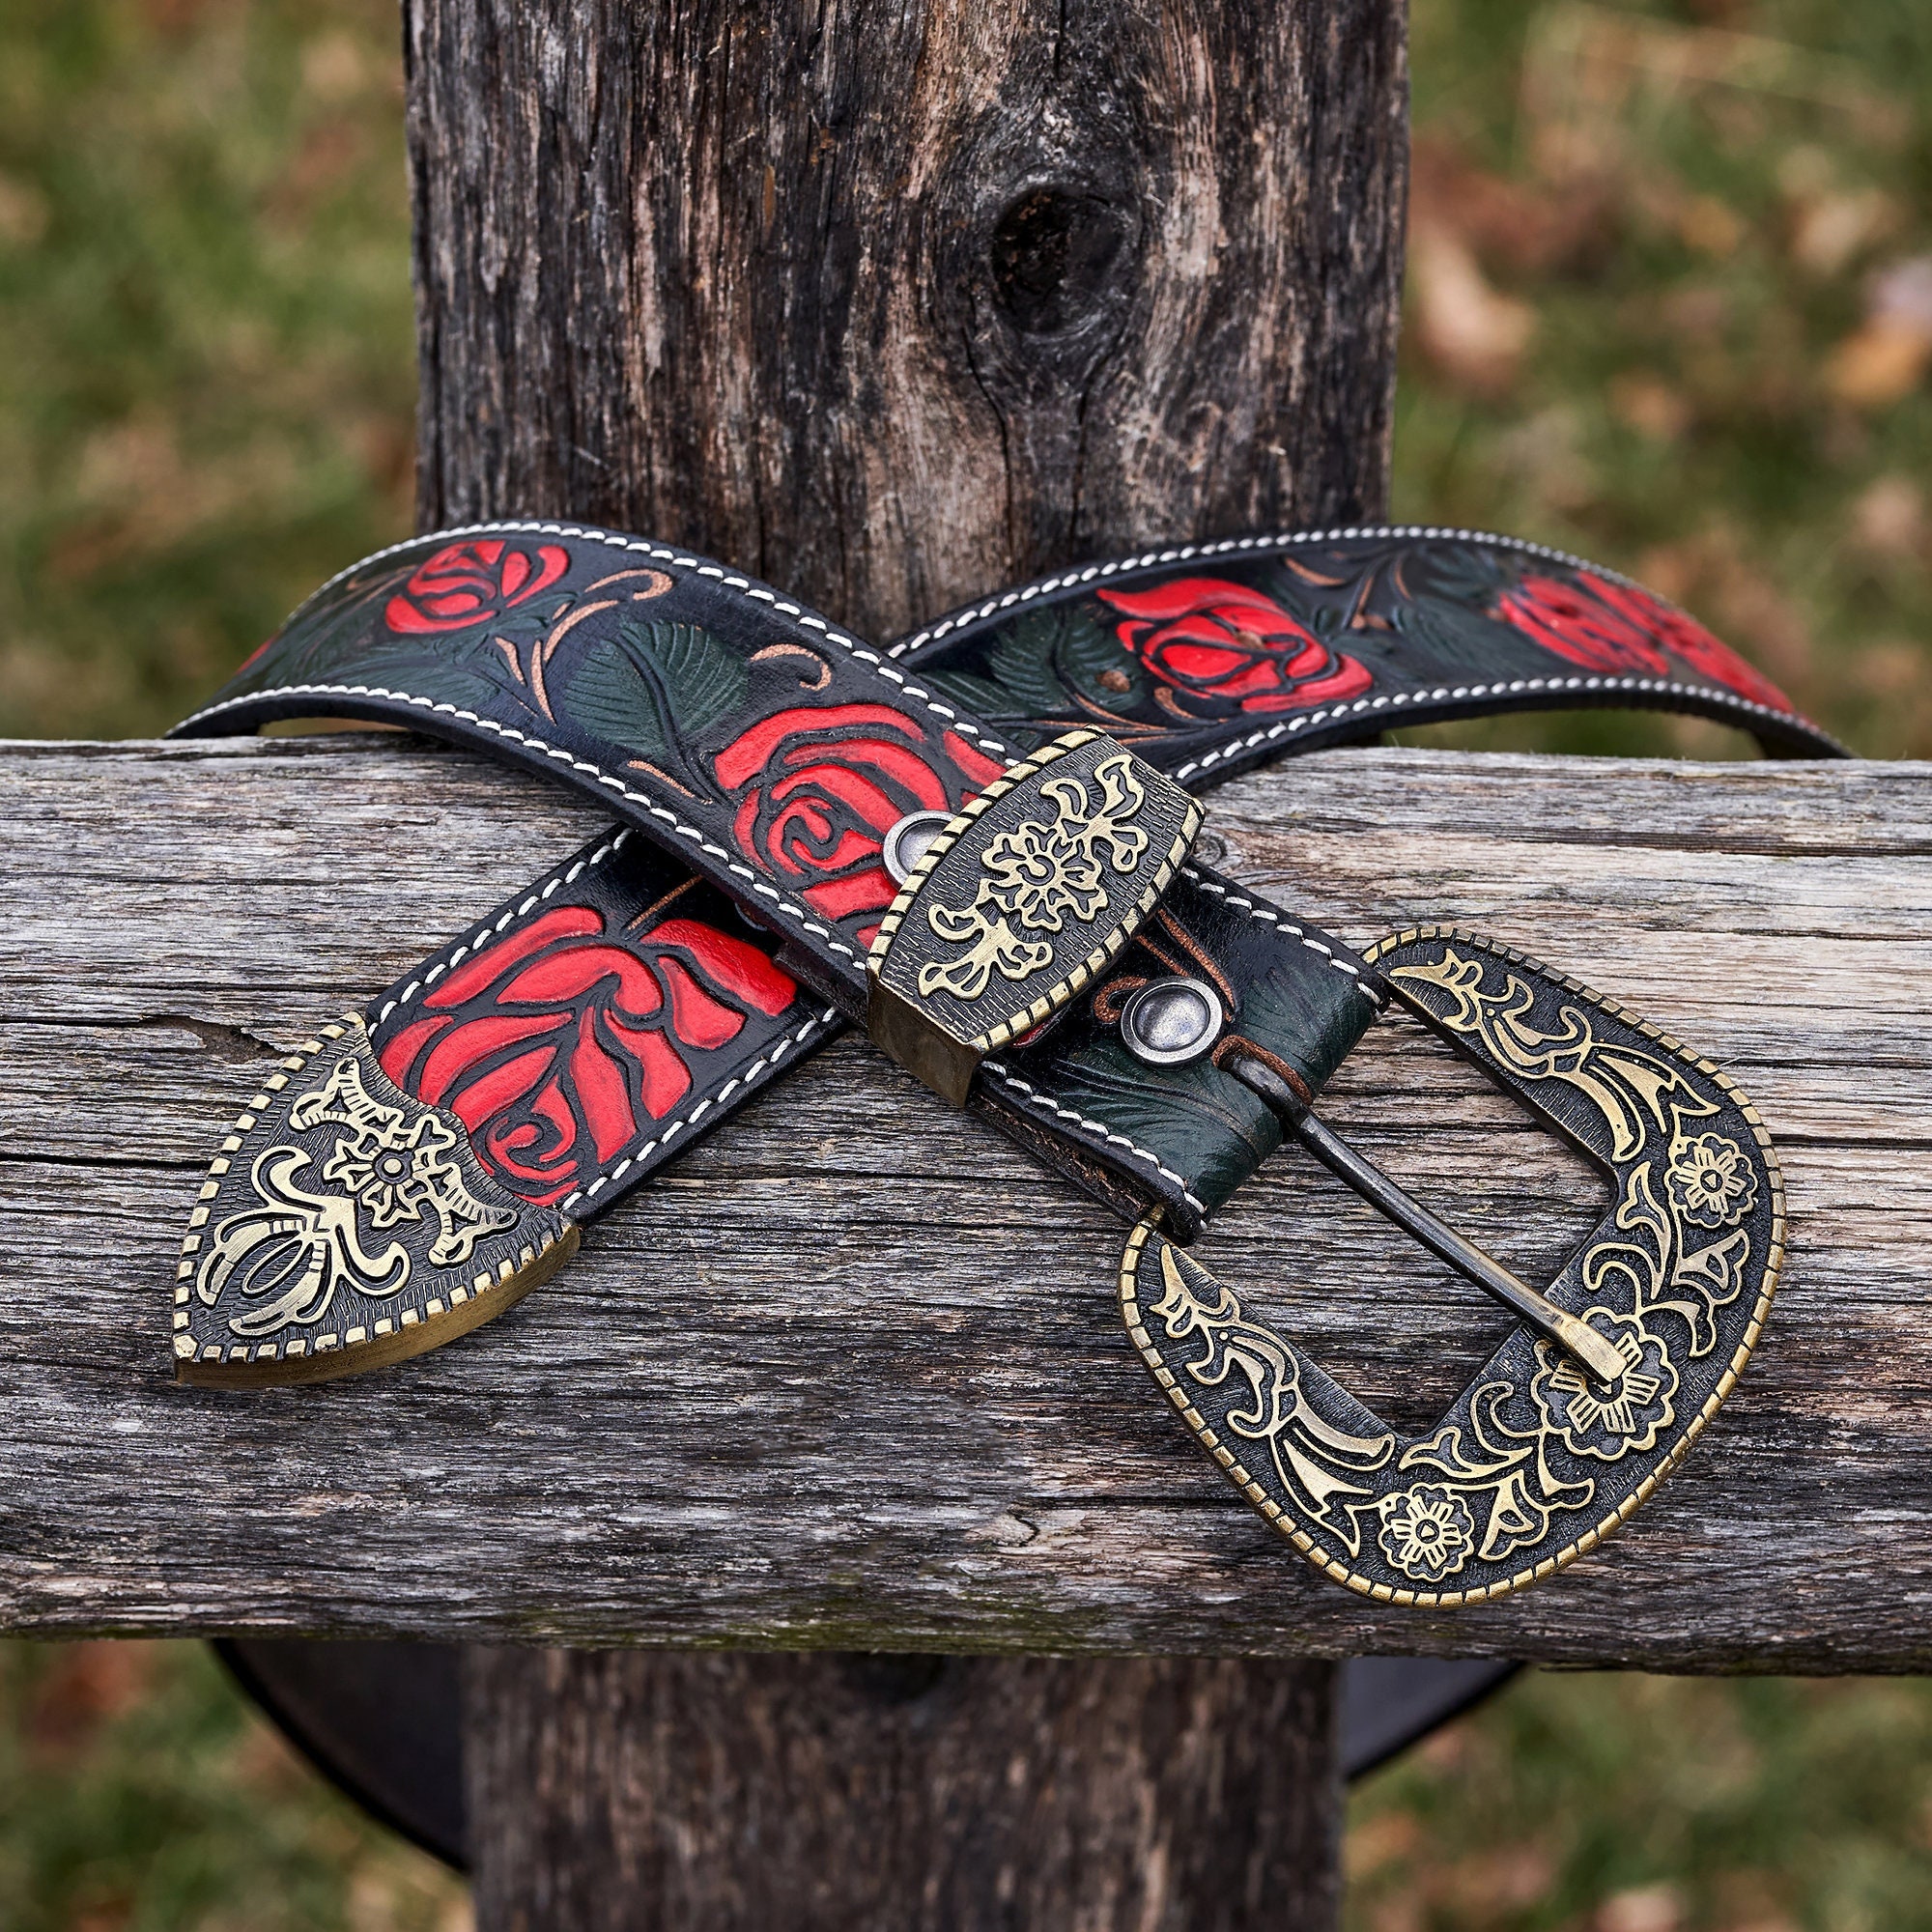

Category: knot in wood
[987, 185, 1126, 333]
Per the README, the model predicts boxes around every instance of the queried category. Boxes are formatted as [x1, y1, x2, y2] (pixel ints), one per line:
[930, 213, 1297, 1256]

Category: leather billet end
[173, 1016, 577, 1388]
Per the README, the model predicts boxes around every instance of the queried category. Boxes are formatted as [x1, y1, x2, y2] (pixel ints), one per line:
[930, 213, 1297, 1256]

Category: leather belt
[166, 522, 1834, 1604]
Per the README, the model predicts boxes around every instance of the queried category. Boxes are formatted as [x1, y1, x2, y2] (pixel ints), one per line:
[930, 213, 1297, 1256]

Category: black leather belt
[168, 523, 1835, 1604]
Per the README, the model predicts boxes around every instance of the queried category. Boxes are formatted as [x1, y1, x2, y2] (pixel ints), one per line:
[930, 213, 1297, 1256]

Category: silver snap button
[882, 810, 957, 886]
[1120, 977, 1225, 1066]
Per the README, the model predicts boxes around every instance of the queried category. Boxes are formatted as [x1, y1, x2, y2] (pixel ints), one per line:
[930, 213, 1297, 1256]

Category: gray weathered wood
[2, 734, 1923, 1671]
[465, 1648, 1340, 1932]
[405, 1, 1406, 1917]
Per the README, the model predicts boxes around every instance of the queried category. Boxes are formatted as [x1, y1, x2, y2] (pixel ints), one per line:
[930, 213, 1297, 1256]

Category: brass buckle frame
[1119, 926, 1783, 1605]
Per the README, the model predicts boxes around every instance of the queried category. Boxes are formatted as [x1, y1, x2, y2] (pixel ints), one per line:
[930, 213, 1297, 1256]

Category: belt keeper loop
[865, 730, 1202, 1105]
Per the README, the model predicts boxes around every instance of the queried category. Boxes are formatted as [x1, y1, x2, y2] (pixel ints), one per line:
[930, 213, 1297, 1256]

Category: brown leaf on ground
[1676, 194, 1745, 258]
[68, 1897, 133, 1932]
[1432, 1844, 1558, 1918]
[29, 1642, 159, 1754]
[1411, 135, 1620, 278]
[1787, 187, 1903, 278]
[1409, 226, 1537, 396]
[1596, 1882, 1685, 1932]
[1826, 257, 1932, 407]
[1346, 1808, 1421, 1881]
[1827, 324, 1932, 407]
[0, 172, 49, 247]
[1849, 475, 1926, 558]
[1609, 372, 1690, 440]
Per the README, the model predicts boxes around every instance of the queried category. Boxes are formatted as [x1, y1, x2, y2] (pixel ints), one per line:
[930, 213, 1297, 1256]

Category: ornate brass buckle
[867, 731, 1201, 1104]
[1119, 926, 1783, 1604]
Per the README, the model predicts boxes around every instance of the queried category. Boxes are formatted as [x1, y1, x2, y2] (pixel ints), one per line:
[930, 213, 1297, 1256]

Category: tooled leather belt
[167, 523, 1838, 1605]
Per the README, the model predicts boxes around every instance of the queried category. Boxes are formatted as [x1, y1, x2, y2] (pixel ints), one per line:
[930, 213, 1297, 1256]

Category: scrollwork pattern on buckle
[1120, 928, 1783, 1605]
[867, 731, 1202, 1104]
[175, 1020, 576, 1387]
[917, 749, 1153, 1002]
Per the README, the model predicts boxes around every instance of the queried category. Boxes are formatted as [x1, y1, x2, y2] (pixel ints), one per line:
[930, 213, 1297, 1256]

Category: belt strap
[169, 523, 1832, 1329]
[164, 522, 1825, 1602]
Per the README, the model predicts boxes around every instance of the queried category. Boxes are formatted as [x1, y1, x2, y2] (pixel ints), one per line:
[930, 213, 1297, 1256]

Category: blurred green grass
[0, 1641, 464, 1931]
[0, 0, 1926, 1928]
[0, 0, 413, 739]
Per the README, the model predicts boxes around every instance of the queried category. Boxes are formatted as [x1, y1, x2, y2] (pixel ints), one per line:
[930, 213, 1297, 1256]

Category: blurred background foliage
[0, 0, 1926, 1926]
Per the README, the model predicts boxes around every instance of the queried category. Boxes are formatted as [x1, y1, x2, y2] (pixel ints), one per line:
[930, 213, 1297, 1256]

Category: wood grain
[2, 733, 1921, 1670]
[404, 0, 1407, 639]
[465, 1647, 1340, 1932]
[405, 5, 1407, 1916]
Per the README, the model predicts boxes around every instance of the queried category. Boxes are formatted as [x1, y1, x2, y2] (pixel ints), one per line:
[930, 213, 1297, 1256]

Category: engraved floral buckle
[1118, 926, 1784, 1603]
[866, 731, 1202, 1105]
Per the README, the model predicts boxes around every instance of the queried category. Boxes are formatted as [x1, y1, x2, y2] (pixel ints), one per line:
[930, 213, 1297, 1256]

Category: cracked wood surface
[1, 734, 1924, 1667]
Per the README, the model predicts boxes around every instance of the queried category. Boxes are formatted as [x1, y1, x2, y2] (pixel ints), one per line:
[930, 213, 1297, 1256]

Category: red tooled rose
[1096, 577, 1373, 716]
[714, 702, 1003, 935]
[1577, 574, 1792, 712]
[384, 539, 570, 636]
[376, 904, 796, 1206]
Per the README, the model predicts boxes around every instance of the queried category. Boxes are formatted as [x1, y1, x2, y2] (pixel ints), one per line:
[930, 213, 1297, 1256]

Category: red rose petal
[447, 1042, 560, 1136]
[714, 703, 927, 790]
[657, 956, 748, 1051]
[416, 1009, 569, 1108]
[426, 905, 605, 1009]
[606, 1015, 695, 1121]
[648, 918, 796, 1015]
[377, 1012, 452, 1091]
[571, 1010, 640, 1159]
[803, 867, 897, 920]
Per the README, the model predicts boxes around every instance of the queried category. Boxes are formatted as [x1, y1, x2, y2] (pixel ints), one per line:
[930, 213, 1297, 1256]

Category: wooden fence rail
[4, 733, 1924, 1671]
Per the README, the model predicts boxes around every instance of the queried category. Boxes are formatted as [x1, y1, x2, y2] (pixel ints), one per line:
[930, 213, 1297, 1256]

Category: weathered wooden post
[403, 1, 1406, 1923]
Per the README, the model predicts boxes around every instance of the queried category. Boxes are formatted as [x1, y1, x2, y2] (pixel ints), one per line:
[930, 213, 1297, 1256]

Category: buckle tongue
[1227, 1053, 1627, 1385]
[867, 731, 1201, 1104]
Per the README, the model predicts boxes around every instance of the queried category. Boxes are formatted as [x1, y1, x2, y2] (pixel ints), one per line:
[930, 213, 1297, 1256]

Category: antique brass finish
[867, 731, 1202, 1105]
[1122, 927, 1784, 1605]
[174, 1017, 578, 1387]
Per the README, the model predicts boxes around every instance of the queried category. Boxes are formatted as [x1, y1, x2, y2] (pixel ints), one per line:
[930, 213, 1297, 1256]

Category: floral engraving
[917, 751, 1152, 1003]
[1125, 933, 1777, 1599]
[197, 1146, 412, 1339]
[980, 821, 1107, 931]
[1377, 1485, 1477, 1583]
[1530, 1313, 1678, 1462]
[322, 1111, 464, 1231]
[1151, 1243, 1393, 1550]
[1388, 948, 1718, 1163]
[1666, 1133, 1759, 1230]
[383, 538, 569, 636]
[194, 1054, 521, 1341]
[291, 1056, 516, 1267]
[1095, 577, 1373, 718]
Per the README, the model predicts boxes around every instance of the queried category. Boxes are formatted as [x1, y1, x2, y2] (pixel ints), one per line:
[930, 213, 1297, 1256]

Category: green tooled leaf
[919, 667, 1013, 724]
[1391, 595, 1523, 679]
[333, 644, 506, 716]
[1017, 1036, 1283, 1214]
[985, 611, 1083, 718]
[1053, 602, 1147, 711]
[566, 620, 750, 766]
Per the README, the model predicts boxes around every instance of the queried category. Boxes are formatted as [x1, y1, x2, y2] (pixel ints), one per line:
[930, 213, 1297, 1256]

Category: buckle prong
[1226, 1053, 1629, 1386]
